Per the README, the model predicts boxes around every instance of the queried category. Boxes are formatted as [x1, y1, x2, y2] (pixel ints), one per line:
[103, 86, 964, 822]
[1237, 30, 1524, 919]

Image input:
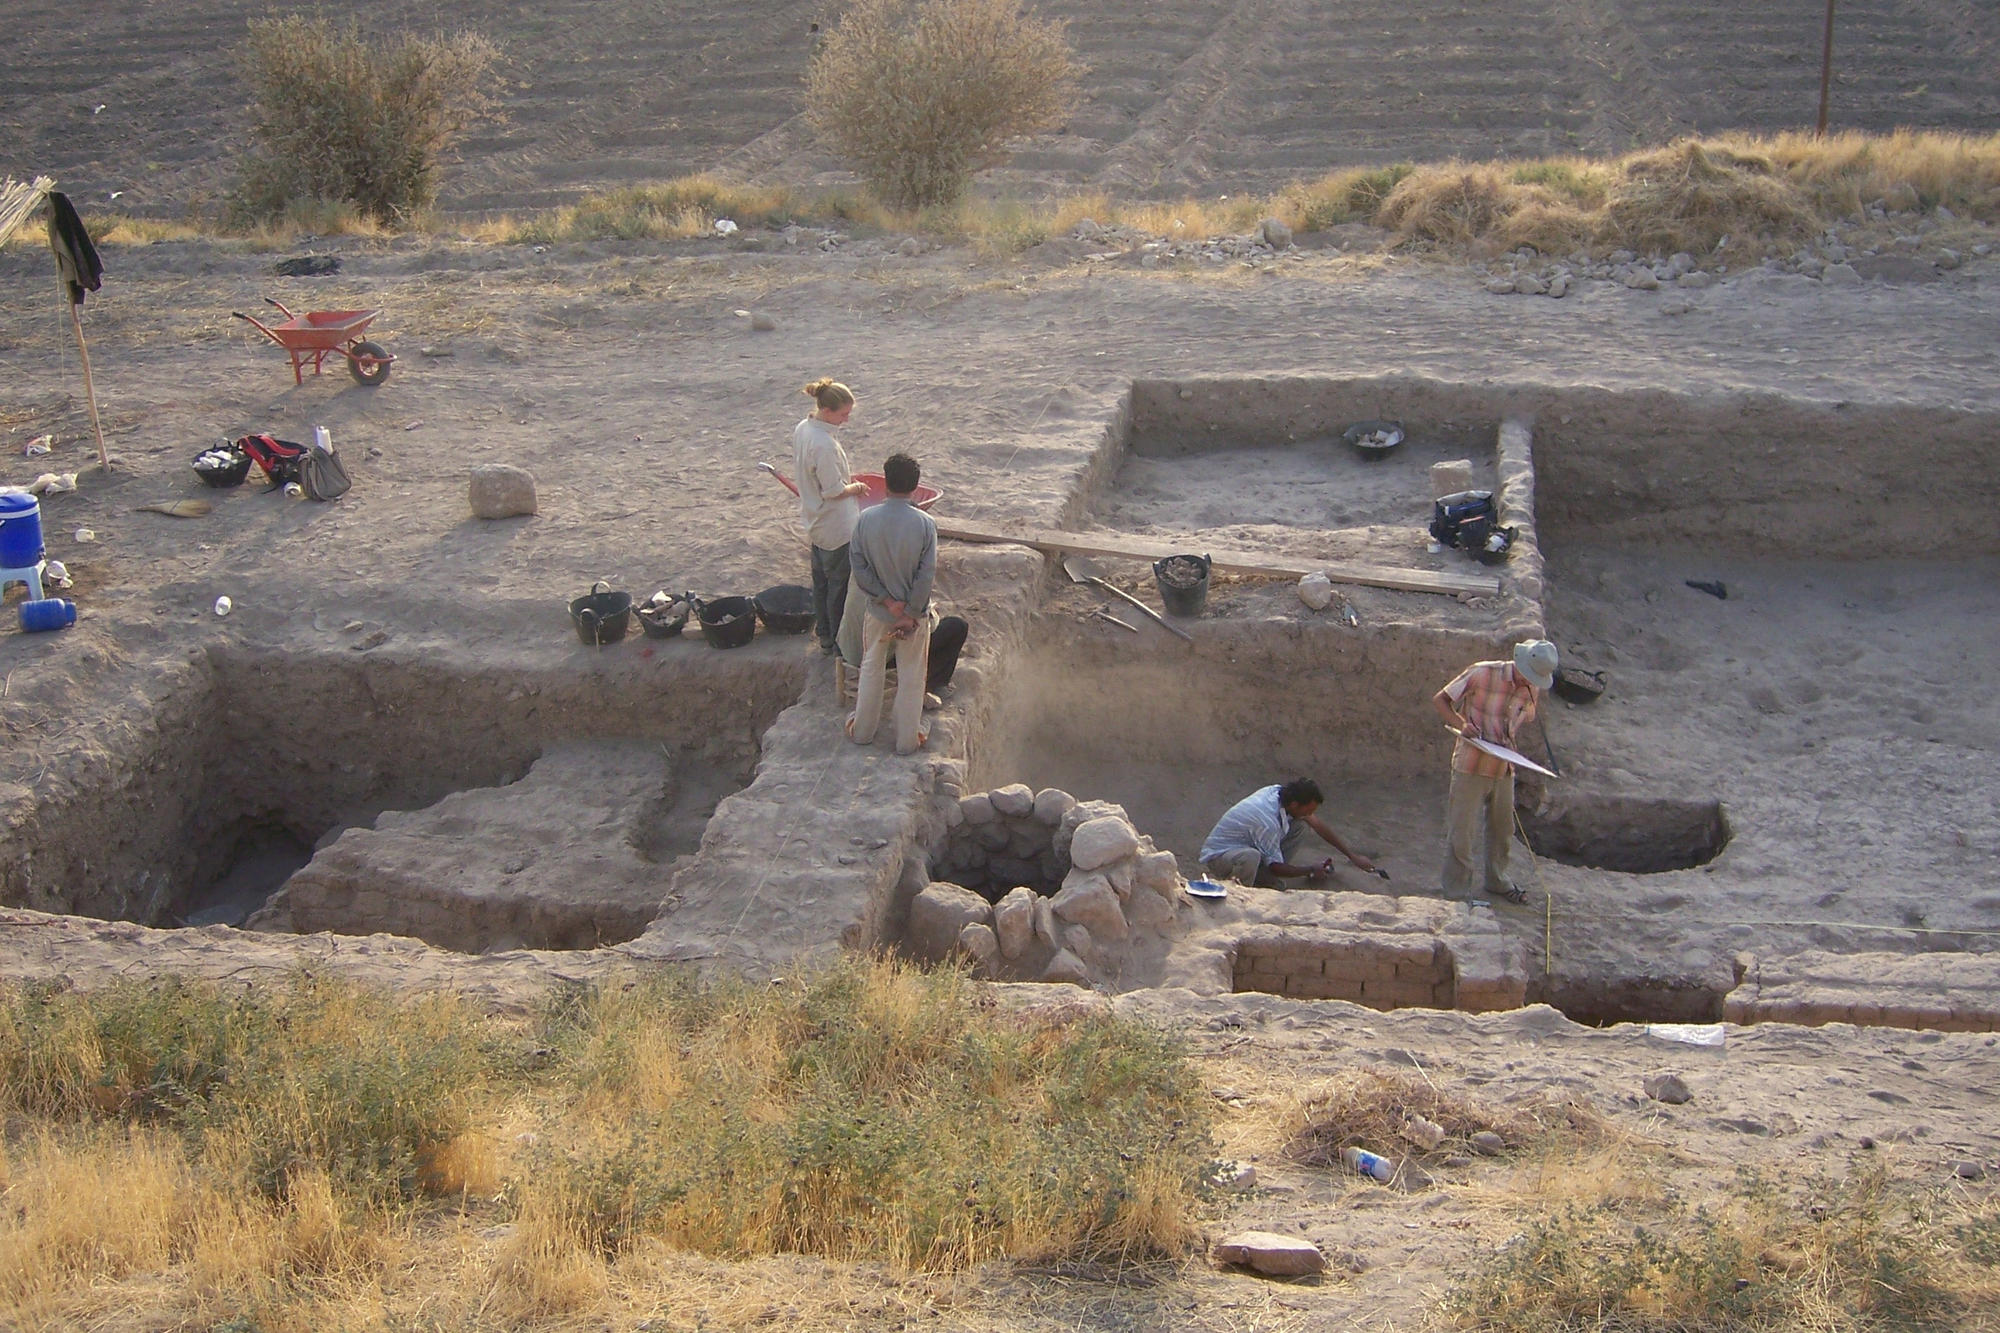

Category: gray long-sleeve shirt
[848, 496, 936, 624]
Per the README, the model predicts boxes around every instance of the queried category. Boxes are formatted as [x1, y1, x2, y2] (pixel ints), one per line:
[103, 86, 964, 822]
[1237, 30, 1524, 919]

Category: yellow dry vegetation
[0, 959, 1214, 1331]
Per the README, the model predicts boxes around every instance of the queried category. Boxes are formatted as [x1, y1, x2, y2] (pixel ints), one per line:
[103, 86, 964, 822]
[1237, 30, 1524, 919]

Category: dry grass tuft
[1281, 1066, 1609, 1170]
[1601, 139, 1818, 256]
[1439, 1163, 1994, 1332]
[0, 960, 1215, 1328]
[511, 176, 809, 244]
[522, 960, 1215, 1270]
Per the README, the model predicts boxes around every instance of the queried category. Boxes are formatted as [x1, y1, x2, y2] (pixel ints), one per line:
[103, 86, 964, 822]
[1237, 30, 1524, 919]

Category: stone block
[1033, 894, 1058, 948]
[1125, 886, 1175, 929]
[1106, 857, 1136, 899]
[907, 883, 991, 963]
[1032, 787, 1076, 826]
[959, 794, 996, 826]
[1430, 459, 1474, 498]
[1136, 850, 1181, 896]
[469, 465, 537, 518]
[976, 823, 1012, 852]
[1069, 817, 1142, 871]
[1053, 799, 1127, 860]
[993, 886, 1036, 959]
[1042, 948, 1091, 986]
[957, 923, 1000, 976]
[1052, 872, 1128, 940]
[989, 783, 1035, 818]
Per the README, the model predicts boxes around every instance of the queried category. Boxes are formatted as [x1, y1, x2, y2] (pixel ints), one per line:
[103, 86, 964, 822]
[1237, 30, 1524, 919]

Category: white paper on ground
[1646, 1022, 1727, 1047]
[1467, 736, 1559, 778]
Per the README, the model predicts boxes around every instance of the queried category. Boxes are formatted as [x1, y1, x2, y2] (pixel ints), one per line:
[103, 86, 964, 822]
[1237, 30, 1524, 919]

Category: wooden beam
[933, 519, 1500, 597]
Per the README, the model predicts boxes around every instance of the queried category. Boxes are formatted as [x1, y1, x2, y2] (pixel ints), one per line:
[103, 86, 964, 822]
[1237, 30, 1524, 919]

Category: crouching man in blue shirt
[1199, 778, 1376, 888]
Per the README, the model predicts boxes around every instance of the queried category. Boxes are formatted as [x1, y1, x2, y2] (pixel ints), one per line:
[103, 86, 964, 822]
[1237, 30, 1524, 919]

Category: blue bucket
[0, 493, 45, 569]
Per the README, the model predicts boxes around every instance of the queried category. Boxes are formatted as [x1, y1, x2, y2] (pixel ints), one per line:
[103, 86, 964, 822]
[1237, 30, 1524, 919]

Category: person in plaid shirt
[1430, 640, 1558, 903]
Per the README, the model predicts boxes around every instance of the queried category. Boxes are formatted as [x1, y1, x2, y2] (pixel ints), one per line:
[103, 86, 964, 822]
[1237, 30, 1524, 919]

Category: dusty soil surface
[5, 0, 1999, 214]
[5, 0, 2000, 1303]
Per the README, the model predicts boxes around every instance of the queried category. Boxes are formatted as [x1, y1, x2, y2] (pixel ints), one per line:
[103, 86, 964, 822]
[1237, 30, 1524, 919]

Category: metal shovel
[1062, 554, 1193, 642]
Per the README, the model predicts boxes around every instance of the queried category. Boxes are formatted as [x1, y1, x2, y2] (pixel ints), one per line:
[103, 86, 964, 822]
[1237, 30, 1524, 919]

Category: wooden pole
[1817, 0, 1836, 137]
[67, 300, 109, 470]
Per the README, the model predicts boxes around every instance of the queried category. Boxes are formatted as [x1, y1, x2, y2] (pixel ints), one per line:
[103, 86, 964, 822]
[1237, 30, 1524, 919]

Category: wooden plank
[933, 519, 1500, 597]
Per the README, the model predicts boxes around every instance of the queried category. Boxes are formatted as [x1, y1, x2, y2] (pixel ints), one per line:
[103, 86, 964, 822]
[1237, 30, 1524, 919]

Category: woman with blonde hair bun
[793, 378, 869, 656]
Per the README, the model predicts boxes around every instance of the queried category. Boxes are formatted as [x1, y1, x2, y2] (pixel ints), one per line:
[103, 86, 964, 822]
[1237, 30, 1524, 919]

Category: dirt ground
[2, 222, 1997, 1326]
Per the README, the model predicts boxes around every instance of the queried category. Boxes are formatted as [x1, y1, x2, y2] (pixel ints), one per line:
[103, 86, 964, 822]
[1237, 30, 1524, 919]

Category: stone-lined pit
[1522, 795, 1731, 873]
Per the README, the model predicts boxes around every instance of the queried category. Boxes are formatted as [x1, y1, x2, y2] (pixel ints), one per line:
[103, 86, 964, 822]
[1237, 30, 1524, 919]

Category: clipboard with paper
[1465, 736, 1559, 778]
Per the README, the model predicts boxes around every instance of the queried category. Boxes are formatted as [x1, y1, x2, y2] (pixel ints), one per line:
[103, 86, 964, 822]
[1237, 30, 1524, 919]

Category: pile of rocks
[909, 791, 1187, 987]
[1071, 217, 1302, 271]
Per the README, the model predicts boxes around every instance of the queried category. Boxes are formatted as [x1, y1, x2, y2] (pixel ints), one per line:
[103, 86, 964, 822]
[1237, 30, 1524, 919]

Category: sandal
[1488, 883, 1529, 905]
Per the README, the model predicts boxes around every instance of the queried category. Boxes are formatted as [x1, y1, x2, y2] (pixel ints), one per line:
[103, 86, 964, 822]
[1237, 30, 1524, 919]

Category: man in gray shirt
[841, 452, 936, 753]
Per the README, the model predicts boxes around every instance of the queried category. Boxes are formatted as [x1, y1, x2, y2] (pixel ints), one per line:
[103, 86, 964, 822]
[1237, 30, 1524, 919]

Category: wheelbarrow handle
[264, 296, 297, 319]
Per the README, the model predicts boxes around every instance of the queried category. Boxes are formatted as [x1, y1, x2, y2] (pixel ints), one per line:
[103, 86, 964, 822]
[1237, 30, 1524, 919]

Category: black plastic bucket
[637, 594, 690, 638]
[695, 595, 757, 649]
[754, 583, 815, 634]
[1152, 553, 1211, 617]
[569, 581, 632, 646]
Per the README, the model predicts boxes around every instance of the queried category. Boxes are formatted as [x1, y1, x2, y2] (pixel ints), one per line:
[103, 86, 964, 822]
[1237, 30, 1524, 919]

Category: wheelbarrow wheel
[348, 340, 392, 386]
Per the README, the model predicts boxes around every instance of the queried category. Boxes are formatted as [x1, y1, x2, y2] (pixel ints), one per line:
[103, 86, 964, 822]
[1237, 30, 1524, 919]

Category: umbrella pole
[66, 298, 109, 469]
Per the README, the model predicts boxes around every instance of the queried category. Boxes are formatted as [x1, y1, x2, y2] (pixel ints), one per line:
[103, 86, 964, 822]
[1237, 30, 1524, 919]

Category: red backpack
[235, 433, 307, 486]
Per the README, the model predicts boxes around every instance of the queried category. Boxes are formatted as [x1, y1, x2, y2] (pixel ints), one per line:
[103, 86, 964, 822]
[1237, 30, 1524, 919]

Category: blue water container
[19, 598, 76, 632]
[0, 493, 45, 569]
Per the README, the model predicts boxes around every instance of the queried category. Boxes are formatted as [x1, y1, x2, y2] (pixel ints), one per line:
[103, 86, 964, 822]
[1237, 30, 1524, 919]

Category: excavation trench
[1, 646, 802, 954]
[5, 376, 1996, 1036]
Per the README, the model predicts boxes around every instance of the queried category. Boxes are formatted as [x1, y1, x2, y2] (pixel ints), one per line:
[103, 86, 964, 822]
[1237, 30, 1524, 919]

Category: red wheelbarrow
[757, 462, 942, 510]
[232, 297, 393, 386]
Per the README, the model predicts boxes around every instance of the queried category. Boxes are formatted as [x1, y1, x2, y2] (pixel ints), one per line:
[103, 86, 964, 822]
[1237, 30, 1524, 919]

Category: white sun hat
[1514, 639, 1558, 691]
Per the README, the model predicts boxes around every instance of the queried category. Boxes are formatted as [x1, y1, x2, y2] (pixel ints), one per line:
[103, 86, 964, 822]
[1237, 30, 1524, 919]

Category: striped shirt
[1200, 785, 1290, 865]
[1442, 661, 1538, 777]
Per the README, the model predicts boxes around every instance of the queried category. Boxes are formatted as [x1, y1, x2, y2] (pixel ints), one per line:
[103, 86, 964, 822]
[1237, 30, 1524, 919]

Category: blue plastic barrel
[19, 598, 76, 632]
[0, 493, 45, 569]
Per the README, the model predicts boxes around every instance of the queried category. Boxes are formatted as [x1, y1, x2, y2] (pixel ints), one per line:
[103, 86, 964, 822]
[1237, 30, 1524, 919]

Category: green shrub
[806, 0, 1083, 211]
[233, 15, 498, 224]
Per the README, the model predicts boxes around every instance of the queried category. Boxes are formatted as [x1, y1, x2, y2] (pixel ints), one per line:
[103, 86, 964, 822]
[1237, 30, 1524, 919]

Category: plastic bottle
[312, 426, 331, 454]
[18, 597, 76, 632]
[1340, 1146, 1395, 1182]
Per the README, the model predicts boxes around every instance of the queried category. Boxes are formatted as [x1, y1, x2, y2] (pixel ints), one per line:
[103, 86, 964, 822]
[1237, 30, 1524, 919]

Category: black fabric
[45, 192, 102, 305]
[926, 615, 968, 692]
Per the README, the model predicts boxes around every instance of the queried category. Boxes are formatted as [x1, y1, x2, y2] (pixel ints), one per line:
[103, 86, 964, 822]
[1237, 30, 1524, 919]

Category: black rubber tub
[754, 584, 815, 634]
[637, 595, 690, 638]
[570, 581, 632, 646]
[695, 595, 757, 649]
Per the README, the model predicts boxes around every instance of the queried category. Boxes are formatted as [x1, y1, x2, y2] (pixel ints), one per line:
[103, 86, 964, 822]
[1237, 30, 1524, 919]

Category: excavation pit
[1521, 795, 1731, 874]
[1, 646, 802, 954]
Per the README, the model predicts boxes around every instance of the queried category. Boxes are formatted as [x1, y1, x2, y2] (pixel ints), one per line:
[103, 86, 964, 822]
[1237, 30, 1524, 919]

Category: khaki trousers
[848, 617, 930, 754]
[1444, 768, 1515, 897]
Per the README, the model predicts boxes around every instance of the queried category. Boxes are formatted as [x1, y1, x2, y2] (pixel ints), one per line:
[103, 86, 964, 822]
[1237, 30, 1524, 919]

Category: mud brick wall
[1231, 929, 1453, 1010]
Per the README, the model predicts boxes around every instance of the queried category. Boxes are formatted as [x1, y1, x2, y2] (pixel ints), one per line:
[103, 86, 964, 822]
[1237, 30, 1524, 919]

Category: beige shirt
[791, 416, 859, 550]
